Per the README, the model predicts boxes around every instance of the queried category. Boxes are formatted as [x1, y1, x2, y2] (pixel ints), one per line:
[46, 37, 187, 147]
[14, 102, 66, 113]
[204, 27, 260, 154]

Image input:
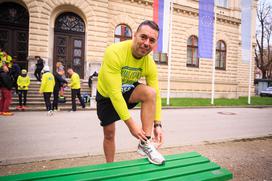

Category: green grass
[161, 96, 272, 107]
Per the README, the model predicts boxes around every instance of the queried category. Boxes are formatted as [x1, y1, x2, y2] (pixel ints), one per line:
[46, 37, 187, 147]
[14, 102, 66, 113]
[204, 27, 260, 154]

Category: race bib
[122, 84, 135, 93]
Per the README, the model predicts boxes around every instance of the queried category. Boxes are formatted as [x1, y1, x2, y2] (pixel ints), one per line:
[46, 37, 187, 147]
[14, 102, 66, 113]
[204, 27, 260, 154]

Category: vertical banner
[241, 0, 253, 104]
[153, 0, 171, 53]
[241, 0, 252, 63]
[166, 0, 173, 105]
[198, 0, 215, 59]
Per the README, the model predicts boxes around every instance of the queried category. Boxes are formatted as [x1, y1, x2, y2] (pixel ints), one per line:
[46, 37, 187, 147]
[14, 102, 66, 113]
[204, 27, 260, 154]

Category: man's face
[67, 69, 72, 76]
[3, 66, 9, 72]
[132, 25, 158, 59]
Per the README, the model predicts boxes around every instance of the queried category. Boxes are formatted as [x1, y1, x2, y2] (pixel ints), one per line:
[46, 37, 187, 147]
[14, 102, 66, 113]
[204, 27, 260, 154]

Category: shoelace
[143, 142, 155, 155]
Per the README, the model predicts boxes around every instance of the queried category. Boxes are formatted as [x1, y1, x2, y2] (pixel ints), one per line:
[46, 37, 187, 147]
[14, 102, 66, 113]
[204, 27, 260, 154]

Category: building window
[216, 0, 228, 8]
[153, 52, 168, 64]
[114, 24, 132, 43]
[0, 2, 29, 27]
[216, 40, 226, 70]
[187, 35, 199, 67]
[55, 12, 85, 33]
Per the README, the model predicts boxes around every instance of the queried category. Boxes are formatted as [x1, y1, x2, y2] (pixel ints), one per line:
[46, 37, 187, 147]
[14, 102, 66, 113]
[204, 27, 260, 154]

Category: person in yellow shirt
[67, 68, 85, 112]
[0, 51, 13, 68]
[96, 20, 164, 165]
[0, 48, 4, 68]
[16, 69, 30, 110]
[39, 65, 55, 116]
[0, 48, 3, 60]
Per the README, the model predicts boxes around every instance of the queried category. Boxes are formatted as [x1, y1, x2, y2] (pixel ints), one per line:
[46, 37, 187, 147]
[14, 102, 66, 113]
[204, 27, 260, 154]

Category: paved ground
[0, 108, 271, 165]
[0, 108, 272, 180]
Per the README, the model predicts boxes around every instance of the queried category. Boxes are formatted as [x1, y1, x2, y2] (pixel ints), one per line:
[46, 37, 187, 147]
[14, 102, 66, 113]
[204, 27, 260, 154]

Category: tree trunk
[261, 68, 267, 79]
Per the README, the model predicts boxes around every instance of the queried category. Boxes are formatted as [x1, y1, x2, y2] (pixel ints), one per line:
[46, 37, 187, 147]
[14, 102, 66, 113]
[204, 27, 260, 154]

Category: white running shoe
[47, 110, 53, 116]
[137, 140, 165, 165]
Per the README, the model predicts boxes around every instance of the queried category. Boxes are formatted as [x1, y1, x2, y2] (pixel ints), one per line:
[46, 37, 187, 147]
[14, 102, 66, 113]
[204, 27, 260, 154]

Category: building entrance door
[0, 2, 29, 69]
[53, 12, 85, 78]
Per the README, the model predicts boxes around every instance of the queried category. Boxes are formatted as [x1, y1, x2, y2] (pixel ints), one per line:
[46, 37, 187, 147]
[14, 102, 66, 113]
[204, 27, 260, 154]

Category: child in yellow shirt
[16, 69, 30, 110]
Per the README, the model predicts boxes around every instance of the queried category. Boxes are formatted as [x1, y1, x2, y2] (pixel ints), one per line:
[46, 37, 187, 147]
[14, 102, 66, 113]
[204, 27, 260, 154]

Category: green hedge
[161, 97, 272, 107]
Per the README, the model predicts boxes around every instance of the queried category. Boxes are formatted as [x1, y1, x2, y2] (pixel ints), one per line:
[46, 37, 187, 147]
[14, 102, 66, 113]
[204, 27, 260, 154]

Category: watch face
[154, 123, 162, 128]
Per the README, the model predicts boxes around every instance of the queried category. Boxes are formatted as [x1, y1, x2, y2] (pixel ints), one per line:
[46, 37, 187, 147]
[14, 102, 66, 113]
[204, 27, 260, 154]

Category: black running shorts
[96, 82, 140, 126]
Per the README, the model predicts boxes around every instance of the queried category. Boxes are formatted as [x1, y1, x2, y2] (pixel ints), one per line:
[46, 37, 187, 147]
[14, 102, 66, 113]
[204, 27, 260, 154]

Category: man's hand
[125, 118, 147, 142]
[153, 125, 163, 148]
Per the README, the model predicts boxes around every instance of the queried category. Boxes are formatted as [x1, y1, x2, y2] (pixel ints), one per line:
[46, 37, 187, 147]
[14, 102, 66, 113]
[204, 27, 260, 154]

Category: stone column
[90, 77, 97, 108]
[27, 56, 36, 79]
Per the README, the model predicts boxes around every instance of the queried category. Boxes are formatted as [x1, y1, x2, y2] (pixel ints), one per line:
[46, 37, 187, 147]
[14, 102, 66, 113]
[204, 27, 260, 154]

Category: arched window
[216, 40, 226, 70]
[187, 35, 199, 67]
[55, 12, 85, 33]
[114, 24, 132, 43]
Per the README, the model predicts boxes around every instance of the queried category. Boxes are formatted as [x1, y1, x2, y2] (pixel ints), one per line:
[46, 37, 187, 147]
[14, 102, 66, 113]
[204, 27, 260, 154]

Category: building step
[10, 105, 92, 112]
[10, 79, 93, 111]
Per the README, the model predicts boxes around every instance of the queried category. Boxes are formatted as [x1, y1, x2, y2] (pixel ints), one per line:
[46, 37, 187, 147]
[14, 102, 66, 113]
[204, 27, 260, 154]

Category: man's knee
[103, 126, 115, 141]
[143, 86, 156, 102]
[104, 132, 115, 141]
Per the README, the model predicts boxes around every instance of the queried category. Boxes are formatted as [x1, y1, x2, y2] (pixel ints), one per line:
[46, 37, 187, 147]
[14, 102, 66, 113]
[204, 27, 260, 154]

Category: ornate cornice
[125, 0, 241, 25]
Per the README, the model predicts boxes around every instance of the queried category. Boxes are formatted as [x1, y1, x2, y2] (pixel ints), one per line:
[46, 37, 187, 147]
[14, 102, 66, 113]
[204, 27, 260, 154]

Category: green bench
[0, 152, 232, 181]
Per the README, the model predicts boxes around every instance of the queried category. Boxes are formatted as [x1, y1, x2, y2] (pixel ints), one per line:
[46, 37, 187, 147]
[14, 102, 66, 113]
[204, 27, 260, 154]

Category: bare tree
[255, 0, 272, 79]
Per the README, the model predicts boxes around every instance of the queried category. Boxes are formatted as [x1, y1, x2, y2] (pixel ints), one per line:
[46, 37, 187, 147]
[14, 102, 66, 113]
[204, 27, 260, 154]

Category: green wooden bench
[0, 152, 232, 181]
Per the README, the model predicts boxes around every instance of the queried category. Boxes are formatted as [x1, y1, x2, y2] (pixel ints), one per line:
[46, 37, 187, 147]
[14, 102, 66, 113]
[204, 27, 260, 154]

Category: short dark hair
[136, 20, 159, 33]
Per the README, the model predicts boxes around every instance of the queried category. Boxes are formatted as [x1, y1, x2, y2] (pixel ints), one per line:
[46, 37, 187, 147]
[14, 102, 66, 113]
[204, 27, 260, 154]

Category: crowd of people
[0, 49, 86, 116]
[39, 63, 85, 116]
[0, 49, 22, 116]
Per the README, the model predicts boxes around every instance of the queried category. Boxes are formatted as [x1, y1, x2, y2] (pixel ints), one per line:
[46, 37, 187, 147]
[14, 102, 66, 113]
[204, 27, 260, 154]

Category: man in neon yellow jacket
[39, 65, 55, 115]
[96, 20, 165, 165]
[0, 48, 3, 60]
[67, 68, 85, 111]
[0, 51, 13, 68]
[16, 69, 30, 110]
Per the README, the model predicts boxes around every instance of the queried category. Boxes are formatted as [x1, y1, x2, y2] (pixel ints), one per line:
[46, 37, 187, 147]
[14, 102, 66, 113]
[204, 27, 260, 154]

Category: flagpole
[248, 5, 253, 105]
[166, 0, 173, 106]
[248, 49, 252, 104]
[211, 4, 217, 104]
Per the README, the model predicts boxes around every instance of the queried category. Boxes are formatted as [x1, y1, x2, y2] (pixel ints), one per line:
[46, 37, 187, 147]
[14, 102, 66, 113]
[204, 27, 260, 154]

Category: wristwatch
[154, 123, 162, 128]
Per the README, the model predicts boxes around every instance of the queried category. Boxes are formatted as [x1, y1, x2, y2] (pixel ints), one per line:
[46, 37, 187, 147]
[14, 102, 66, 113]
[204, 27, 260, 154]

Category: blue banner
[241, 0, 252, 63]
[198, 0, 215, 59]
[153, 0, 171, 53]
[157, 0, 164, 52]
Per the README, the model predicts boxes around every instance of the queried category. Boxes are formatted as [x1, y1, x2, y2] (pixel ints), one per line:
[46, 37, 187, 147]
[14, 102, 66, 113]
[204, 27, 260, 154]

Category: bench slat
[0, 152, 232, 181]
[103, 162, 220, 181]
[42, 156, 209, 180]
[0, 152, 200, 181]
[160, 168, 233, 181]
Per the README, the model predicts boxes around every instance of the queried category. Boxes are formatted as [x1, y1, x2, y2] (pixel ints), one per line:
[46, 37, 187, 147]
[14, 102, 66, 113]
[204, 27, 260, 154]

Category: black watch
[154, 123, 162, 128]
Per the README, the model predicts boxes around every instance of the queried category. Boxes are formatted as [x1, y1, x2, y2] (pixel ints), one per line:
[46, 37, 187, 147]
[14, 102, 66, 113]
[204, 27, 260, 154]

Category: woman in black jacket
[34, 56, 44, 81]
[52, 72, 68, 111]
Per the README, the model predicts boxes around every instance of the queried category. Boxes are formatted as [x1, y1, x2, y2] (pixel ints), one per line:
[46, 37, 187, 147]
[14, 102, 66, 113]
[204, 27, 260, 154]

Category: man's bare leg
[103, 122, 116, 162]
[129, 84, 156, 137]
[128, 84, 165, 165]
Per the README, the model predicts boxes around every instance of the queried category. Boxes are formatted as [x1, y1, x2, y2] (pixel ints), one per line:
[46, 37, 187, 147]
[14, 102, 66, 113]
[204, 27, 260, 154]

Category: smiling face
[67, 68, 73, 76]
[131, 25, 159, 59]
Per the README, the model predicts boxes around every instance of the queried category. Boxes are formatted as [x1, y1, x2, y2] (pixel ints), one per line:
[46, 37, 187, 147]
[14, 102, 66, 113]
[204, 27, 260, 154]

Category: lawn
[161, 96, 272, 107]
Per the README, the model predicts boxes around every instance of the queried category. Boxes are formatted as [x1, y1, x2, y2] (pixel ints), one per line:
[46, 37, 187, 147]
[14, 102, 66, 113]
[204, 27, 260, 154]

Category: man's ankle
[141, 136, 151, 145]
